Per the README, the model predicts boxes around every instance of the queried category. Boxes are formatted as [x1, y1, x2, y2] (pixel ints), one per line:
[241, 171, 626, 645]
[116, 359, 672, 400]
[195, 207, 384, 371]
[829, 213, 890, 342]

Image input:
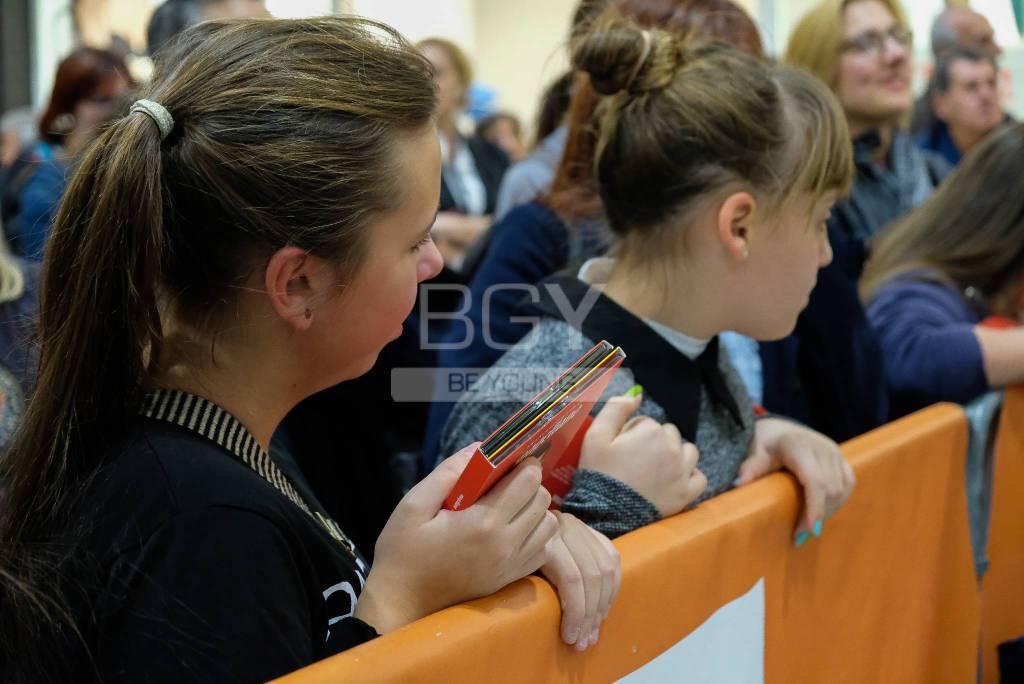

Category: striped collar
[139, 388, 357, 557]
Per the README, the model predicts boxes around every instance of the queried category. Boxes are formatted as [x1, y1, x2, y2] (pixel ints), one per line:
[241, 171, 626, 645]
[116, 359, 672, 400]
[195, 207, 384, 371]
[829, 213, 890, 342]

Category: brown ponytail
[0, 16, 436, 678]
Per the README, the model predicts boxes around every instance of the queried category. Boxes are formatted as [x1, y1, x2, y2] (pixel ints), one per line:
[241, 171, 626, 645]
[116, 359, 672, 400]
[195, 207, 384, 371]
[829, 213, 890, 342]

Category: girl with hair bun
[0, 16, 627, 682]
[442, 14, 857, 546]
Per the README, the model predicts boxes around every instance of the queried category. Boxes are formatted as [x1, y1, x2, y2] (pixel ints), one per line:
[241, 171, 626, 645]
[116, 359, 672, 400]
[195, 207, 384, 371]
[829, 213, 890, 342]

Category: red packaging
[444, 342, 625, 511]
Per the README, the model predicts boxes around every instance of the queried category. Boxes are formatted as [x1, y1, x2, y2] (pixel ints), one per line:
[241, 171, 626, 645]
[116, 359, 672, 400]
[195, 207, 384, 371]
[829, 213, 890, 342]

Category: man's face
[934, 58, 1003, 138]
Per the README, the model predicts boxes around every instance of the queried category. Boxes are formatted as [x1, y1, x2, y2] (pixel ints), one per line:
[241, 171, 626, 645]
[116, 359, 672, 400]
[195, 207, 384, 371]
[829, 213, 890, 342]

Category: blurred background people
[147, 0, 270, 56]
[911, 5, 1002, 136]
[918, 48, 1006, 166]
[1, 48, 132, 259]
[476, 112, 527, 163]
[862, 122, 1024, 418]
[418, 37, 509, 269]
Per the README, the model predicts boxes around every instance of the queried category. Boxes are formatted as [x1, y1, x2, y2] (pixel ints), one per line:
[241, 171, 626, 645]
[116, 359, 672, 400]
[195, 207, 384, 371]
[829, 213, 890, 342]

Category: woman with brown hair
[418, 37, 510, 268]
[0, 17, 626, 681]
[861, 122, 1024, 417]
[1, 47, 132, 259]
[442, 13, 855, 547]
[422, 0, 765, 470]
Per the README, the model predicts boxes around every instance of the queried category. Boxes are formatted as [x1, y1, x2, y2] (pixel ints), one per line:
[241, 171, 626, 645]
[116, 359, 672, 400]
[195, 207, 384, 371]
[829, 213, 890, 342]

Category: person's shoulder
[497, 201, 565, 233]
[87, 422, 296, 551]
[867, 270, 974, 319]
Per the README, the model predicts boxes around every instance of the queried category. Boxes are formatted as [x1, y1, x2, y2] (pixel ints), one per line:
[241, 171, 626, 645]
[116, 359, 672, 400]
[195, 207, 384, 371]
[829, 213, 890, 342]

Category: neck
[154, 330, 301, 451]
[849, 119, 894, 162]
[601, 257, 721, 340]
[948, 122, 986, 154]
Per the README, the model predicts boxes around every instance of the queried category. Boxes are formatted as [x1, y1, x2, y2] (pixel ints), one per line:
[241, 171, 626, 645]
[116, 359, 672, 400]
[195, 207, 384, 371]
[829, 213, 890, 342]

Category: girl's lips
[880, 76, 908, 90]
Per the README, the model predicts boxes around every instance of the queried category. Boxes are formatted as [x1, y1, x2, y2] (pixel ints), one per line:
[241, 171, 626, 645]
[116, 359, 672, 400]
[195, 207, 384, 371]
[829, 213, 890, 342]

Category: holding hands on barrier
[736, 418, 856, 544]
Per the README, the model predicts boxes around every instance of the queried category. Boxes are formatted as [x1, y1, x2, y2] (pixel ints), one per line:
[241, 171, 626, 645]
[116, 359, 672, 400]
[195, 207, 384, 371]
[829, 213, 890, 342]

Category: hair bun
[572, 16, 680, 95]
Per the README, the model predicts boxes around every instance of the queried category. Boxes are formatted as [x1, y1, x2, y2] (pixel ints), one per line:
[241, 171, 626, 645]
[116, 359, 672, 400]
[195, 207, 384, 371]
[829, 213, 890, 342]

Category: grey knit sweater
[440, 317, 755, 538]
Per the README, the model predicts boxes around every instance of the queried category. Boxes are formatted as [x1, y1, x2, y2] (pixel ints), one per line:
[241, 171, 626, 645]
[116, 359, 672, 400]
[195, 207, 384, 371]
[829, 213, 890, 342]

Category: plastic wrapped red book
[444, 340, 626, 511]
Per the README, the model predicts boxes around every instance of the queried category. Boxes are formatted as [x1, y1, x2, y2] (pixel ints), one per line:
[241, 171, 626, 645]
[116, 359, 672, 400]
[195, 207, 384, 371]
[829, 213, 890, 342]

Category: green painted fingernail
[794, 531, 810, 547]
[813, 520, 824, 537]
[626, 384, 644, 397]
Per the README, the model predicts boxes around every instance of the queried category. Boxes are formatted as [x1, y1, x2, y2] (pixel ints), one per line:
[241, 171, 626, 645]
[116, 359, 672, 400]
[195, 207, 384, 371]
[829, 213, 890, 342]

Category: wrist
[354, 570, 432, 635]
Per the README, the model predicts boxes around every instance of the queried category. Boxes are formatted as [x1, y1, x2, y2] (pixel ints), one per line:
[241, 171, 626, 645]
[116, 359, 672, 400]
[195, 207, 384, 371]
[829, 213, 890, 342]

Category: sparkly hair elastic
[129, 99, 174, 140]
[623, 30, 653, 92]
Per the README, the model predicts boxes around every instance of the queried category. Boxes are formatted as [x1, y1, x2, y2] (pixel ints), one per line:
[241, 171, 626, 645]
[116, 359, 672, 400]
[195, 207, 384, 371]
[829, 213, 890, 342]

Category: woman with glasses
[786, 0, 949, 244]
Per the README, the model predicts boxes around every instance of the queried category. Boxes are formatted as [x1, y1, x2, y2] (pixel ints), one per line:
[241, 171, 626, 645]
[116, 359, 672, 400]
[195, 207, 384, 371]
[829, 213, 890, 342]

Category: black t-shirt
[73, 390, 377, 682]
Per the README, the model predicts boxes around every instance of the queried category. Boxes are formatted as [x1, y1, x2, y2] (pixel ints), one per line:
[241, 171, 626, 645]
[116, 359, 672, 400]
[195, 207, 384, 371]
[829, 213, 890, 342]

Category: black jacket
[439, 135, 509, 215]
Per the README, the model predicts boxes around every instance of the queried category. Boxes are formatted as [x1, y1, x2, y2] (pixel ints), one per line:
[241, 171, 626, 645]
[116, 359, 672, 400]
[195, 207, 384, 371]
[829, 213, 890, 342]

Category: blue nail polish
[813, 520, 824, 537]
[795, 531, 810, 547]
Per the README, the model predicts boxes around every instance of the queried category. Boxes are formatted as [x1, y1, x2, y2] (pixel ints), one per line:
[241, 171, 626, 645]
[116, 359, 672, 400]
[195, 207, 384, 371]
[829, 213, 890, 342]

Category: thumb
[736, 441, 777, 486]
[401, 441, 481, 516]
[588, 394, 642, 444]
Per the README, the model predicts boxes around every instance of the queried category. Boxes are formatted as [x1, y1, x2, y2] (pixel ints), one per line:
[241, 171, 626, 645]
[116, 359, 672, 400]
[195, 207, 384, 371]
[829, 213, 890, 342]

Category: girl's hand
[540, 511, 621, 651]
[356, 444, 559, 633]
[737, 418, 856, 544]
[580, 393, 707, 517]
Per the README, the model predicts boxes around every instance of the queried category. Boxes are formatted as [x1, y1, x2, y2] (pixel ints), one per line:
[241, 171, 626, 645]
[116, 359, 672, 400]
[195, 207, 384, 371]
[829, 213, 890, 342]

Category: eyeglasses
[840, 26, 913, 57]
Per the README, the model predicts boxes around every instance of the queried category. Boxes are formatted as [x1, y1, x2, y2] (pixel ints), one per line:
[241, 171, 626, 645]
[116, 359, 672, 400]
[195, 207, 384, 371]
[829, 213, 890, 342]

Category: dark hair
[0, 16, 435, 679]
[475, 112, 522, 140]
[548, 0, 765, 221]
[862, 122, 1024, 313]
[37, 47, 133, 145]
[932, 47, 997, 93]
[533, 70, 576, 145]
[573, 14, 852, 241]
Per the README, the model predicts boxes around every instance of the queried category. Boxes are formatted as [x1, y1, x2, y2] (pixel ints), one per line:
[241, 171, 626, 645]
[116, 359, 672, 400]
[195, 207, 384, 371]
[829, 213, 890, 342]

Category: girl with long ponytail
[0, 16, 625, 681]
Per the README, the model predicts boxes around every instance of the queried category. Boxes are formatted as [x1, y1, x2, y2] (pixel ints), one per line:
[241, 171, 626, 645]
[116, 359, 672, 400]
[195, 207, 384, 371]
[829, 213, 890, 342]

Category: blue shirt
[866, 271, 988, 418]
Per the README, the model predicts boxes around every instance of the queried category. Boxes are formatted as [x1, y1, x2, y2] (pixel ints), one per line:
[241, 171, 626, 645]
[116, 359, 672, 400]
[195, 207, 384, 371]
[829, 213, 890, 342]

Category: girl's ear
[716, 191, 757, 262]
[264, 246, 326, 331]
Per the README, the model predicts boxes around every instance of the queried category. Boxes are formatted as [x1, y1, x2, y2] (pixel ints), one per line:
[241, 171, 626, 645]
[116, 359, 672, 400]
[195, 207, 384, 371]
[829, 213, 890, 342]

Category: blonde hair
[0, 221, 25, 304]
[573, 13, 853, 244]
[784, 0, 909, 89]
[417, 36, 473, 87]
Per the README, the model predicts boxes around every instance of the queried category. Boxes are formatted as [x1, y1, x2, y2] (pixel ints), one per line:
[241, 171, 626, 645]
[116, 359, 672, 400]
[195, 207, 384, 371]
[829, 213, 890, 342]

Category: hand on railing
[540, 511, 621, 651]
[737, 418, 856, 546]
[355, 446, 557, 634]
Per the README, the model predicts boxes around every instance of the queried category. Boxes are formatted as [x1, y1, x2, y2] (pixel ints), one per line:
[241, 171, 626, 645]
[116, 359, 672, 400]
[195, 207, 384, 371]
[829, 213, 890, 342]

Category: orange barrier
[276, 405, 978, 684]
[982, 385, 1024, 683]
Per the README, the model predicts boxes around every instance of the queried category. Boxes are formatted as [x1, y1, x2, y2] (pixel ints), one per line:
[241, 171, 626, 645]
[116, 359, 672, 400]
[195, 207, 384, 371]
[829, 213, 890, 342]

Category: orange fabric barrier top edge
[275, 404, 978, 684]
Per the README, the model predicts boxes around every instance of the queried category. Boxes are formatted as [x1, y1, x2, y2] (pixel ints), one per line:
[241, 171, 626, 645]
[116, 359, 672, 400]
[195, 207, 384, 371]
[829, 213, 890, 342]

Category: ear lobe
[265, 246, 316, 331]
[717, 191, 756, 263]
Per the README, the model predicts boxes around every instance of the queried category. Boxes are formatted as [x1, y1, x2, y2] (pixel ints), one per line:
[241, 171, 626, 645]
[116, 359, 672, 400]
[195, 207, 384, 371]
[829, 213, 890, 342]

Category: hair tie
[623, 30, 653, 92]
[130, 99, 174, 140]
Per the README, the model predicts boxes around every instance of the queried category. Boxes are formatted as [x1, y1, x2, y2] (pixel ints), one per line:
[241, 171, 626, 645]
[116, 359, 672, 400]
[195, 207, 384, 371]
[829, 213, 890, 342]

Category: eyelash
[413, 234, 433, 252]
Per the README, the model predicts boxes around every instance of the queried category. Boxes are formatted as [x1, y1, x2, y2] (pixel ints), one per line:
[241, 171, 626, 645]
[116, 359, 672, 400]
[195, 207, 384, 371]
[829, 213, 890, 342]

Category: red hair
[38, 48, 133, 145]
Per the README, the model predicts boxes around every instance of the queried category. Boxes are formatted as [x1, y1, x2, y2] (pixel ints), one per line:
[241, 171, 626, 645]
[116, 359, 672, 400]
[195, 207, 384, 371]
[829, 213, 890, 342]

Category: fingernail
[626, 384, 644, 397]
[794, 531, 810, 547]
[813, 520, 824, 538]
[591, 627, 600, 645]
[567, 626, 580, 645]
[576, 636, 590, 651]
[732, 477, 742, 487]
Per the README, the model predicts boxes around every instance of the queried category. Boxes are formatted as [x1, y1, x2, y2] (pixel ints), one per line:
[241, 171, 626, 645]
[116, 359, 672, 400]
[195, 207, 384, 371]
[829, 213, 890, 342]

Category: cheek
[836, 58, 874, 99]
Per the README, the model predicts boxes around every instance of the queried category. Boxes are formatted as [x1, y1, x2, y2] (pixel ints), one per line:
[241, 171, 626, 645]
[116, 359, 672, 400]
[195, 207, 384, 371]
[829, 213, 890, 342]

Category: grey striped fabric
[140, 388, 357, 558]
